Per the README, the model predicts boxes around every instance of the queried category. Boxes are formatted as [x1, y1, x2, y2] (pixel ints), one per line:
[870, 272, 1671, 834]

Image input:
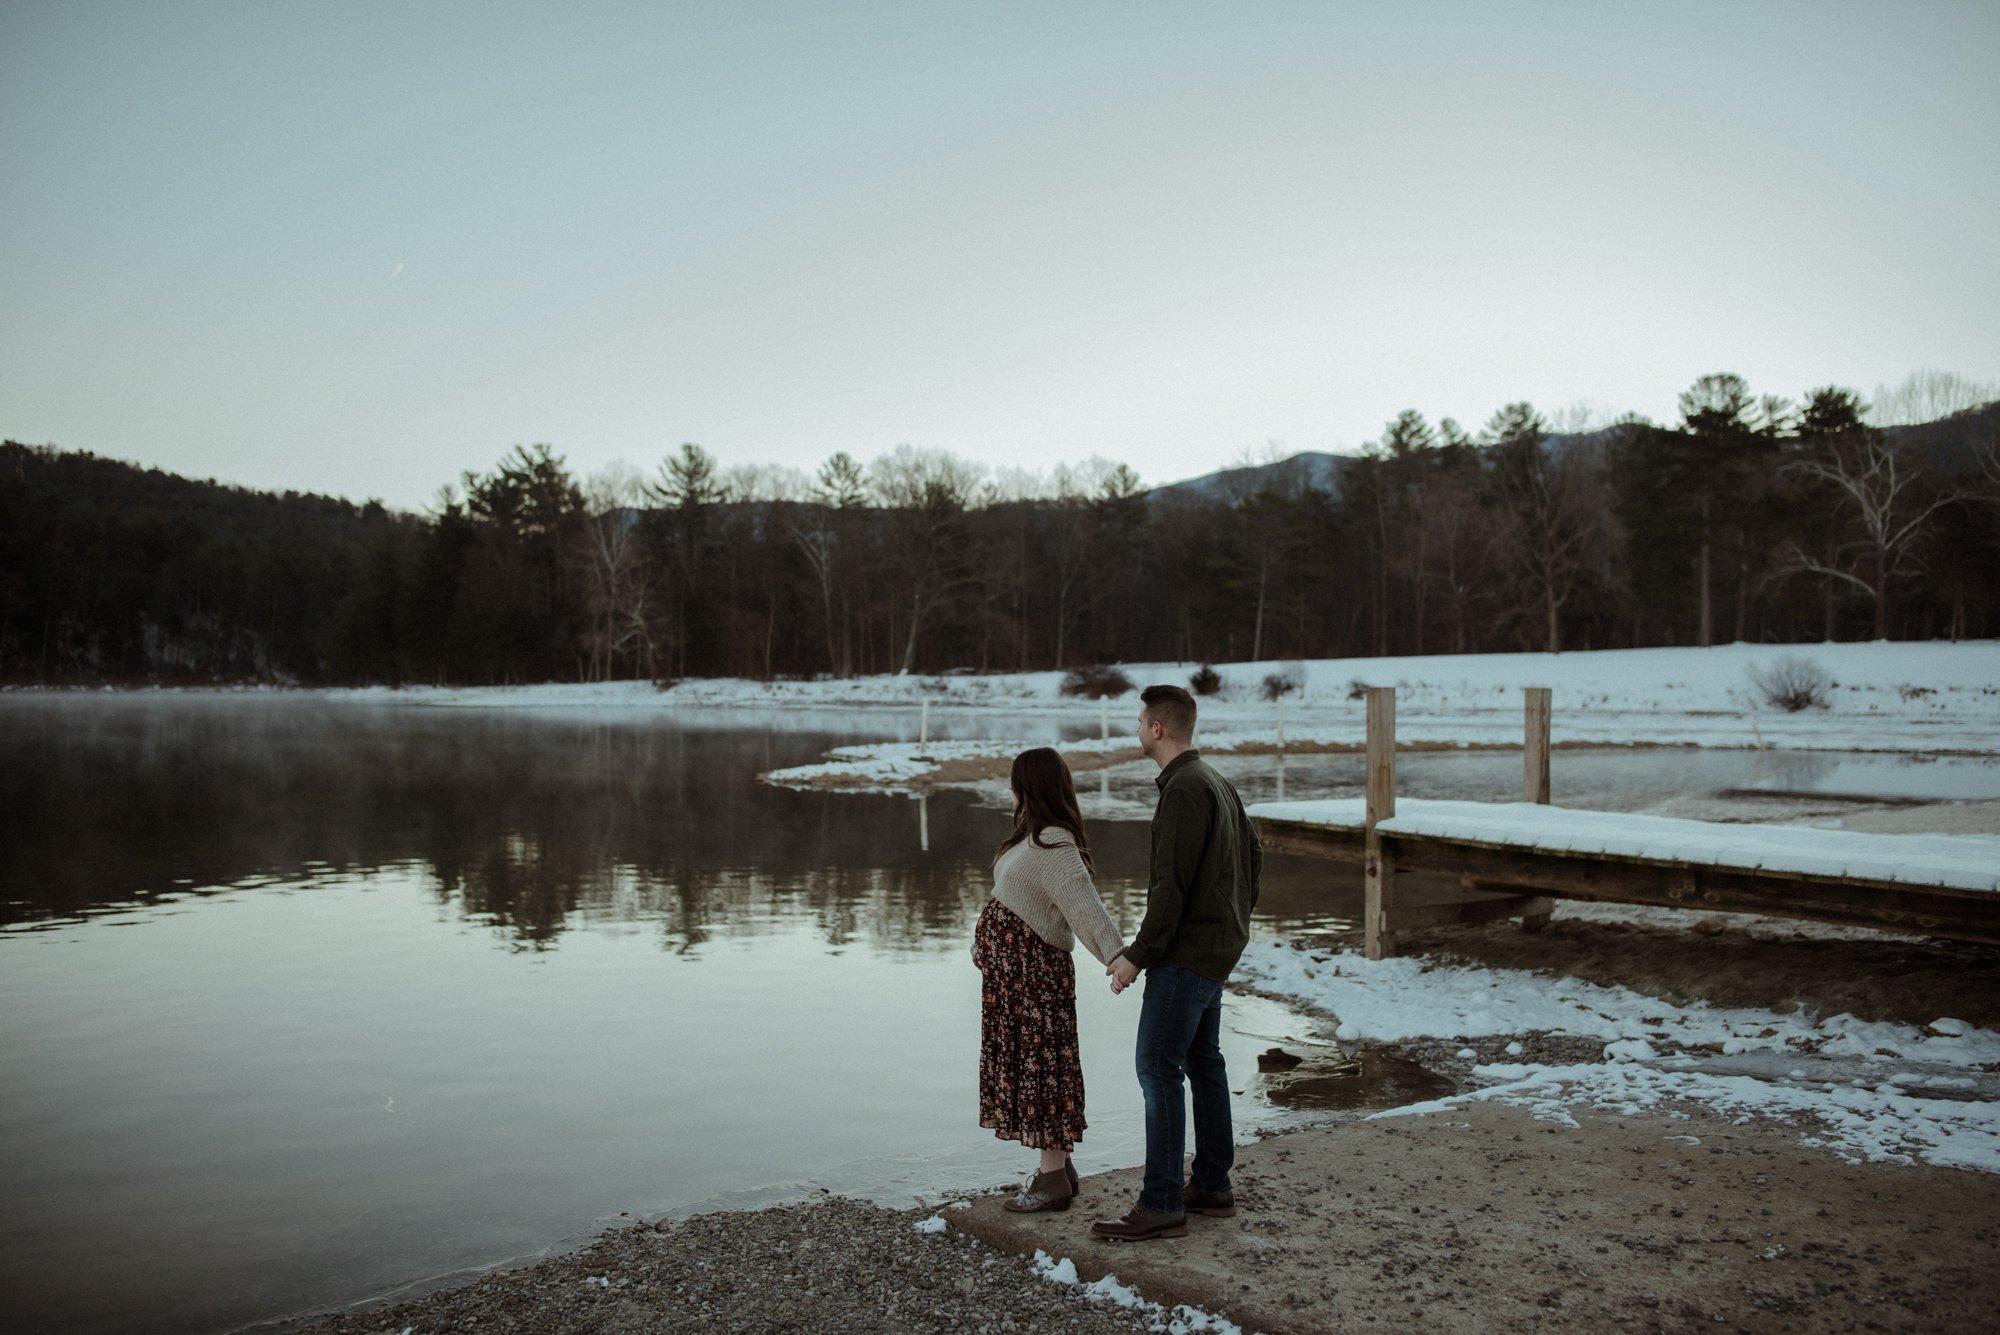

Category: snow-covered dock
[1251, 794, 2000, 951]
[1251, 686, 2000, 956]
[1248, 798, 2000, 896]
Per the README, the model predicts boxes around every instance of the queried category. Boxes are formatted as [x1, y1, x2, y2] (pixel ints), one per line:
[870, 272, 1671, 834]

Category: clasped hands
[1106, 953, 1138, 995]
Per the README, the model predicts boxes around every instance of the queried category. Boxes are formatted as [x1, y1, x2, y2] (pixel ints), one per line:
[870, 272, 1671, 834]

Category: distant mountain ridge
[1153, 433, 1609, 502]
[1152, 402, 1999, 500]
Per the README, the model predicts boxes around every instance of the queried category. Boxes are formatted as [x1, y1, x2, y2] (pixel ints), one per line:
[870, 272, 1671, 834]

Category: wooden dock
[1249, 687, 2000, 958]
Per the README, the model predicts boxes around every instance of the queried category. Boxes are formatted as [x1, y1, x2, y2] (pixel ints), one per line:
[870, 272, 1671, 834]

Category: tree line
[4, 370, 1997, 686]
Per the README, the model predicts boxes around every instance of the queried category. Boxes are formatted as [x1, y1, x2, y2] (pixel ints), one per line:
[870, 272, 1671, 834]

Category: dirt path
[957, 1100, 2000, 1334]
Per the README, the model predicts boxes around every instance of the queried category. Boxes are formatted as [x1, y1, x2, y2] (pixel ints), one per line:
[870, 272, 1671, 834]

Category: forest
[3, 371, 1997, 686]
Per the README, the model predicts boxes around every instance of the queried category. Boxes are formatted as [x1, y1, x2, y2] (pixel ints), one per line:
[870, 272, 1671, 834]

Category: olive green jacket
[1120, 750, 1262, 981]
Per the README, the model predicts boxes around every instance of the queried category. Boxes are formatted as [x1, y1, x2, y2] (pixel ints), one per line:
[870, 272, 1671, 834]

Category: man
[1094, 683, 1262, 1242]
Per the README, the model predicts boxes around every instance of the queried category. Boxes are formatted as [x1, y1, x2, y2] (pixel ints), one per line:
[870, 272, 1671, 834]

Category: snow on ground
[329, 641, 2000, 756]
[1030, 1250, 1243, 1335]
[1235, 942, 2000, 1061]
[1237, 941, 2000, 1172]
[1377, 1061, 2000, 1173]
[1246, 797, 2000, 893]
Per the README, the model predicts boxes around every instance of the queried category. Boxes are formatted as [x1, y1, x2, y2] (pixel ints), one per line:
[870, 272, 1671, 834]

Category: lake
[0, 695, 1339, 1335]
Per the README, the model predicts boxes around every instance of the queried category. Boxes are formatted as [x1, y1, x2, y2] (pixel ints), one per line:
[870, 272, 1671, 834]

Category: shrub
[1189, 664, 1222, 696]
[1060, 664, 1134, 699]
[1346, 678, 1369, 701]
[1261, 661, 1306, 703]
[1747, 655, 1831, 712]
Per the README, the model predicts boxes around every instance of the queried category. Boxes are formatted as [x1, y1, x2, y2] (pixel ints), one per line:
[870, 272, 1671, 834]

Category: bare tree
[870, 445, 984, 674]
[1044, 462, 1096, 669]
[788, 453, 867, 676]
[1489, 403, 1615, 652]
[1419, 465, 1488, 654]
[1870, 369, 1999, 427]
[1779, 388, 1967, 638]
[575, 462, 655, 679]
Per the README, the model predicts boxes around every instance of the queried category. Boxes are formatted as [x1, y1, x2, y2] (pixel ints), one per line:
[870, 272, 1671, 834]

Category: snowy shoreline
[1237, 933, 2000, 1174]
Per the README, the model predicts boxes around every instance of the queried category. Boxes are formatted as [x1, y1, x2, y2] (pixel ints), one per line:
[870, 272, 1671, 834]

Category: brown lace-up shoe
[1089, 1202, 1188, 1241]
[1002, 1167, 1073, 1214]
[1183, 1183, 1237, 1217]
[1065, 1159, 1080, 1197]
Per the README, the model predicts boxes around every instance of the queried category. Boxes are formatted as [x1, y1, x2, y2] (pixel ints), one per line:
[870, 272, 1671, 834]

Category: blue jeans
[1135, 964, 1233, 1214]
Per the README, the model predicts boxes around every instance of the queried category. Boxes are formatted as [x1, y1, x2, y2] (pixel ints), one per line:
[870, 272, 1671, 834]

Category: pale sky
[3, 1, 1997, 509]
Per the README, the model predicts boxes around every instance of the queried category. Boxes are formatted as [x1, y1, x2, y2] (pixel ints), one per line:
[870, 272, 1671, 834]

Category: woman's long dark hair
[995, 747, 1094, 873]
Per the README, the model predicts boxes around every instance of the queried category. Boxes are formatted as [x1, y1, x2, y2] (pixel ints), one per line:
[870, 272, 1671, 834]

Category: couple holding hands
[972, 683, 1262, 1241]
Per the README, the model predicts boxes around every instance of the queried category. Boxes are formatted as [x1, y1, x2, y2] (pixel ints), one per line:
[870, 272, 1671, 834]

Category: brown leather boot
[1002, 1167, 1073, 1214]
[1065, 1158, 1080, 1197]
[1089, 1202, 1188, 1240]
[1183, 1182, 1237, 1217]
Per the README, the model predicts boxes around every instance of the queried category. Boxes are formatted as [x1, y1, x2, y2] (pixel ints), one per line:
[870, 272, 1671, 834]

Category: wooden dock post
[1364, 686, 1397, 960]
[1524, 687, 1551, 804]
[1520, 687, 1555, 933]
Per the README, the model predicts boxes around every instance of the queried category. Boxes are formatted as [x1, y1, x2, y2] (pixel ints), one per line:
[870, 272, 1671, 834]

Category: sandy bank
[956, 1098, 2000, 1334]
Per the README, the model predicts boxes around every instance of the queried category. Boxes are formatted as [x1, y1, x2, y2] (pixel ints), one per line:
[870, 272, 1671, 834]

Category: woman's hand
[1106, 954, 1138, 994]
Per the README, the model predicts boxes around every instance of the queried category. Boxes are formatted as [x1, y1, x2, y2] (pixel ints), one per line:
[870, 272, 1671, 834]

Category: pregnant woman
[972, 746, 1127, 1214]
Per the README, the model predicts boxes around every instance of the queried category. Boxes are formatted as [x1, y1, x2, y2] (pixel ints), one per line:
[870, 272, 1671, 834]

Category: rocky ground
[293, 1194, 1166, 1335]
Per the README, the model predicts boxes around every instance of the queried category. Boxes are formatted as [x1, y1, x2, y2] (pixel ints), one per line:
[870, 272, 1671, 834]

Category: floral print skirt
[973, 897, 1086, 1152]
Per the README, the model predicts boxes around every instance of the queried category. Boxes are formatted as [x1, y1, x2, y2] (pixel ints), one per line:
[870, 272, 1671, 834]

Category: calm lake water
[0, 696, 1344, 1335]
[5, 695, 1990, 1335]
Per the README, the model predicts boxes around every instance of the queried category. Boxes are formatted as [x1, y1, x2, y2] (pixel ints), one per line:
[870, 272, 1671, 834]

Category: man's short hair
[1140, 684, 1197, 739]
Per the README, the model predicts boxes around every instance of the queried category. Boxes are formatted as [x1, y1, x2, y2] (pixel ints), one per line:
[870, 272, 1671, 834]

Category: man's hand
[1107, 954, 1139, 994]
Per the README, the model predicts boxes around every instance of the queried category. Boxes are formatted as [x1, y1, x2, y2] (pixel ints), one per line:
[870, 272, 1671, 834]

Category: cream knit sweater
[988, 825, 1126, 965]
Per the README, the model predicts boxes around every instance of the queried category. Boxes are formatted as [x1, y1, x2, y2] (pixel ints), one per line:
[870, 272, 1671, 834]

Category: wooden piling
[1364, 686, 1397, 960]
[1524, 687, 1551, 805]
[1520, 687, 1555, 932]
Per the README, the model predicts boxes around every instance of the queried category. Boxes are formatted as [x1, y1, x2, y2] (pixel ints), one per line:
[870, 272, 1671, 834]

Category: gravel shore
[291, 1194, 1162, 1335]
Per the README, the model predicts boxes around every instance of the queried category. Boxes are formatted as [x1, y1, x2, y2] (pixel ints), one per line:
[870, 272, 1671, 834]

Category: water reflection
[1263, 1050, 1457, 1110]
[0, 695, 1353, 944]
[0, 697, 979, 948]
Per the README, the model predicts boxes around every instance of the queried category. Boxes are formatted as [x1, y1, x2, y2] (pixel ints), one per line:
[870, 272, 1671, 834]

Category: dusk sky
[4, 1, 1997, 510]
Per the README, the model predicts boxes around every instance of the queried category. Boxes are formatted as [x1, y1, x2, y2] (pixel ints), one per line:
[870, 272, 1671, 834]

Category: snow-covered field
[336, 639, 1999, 746]
[1237, 941, 2000, 1174]
[323, 641, 2000, 789]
